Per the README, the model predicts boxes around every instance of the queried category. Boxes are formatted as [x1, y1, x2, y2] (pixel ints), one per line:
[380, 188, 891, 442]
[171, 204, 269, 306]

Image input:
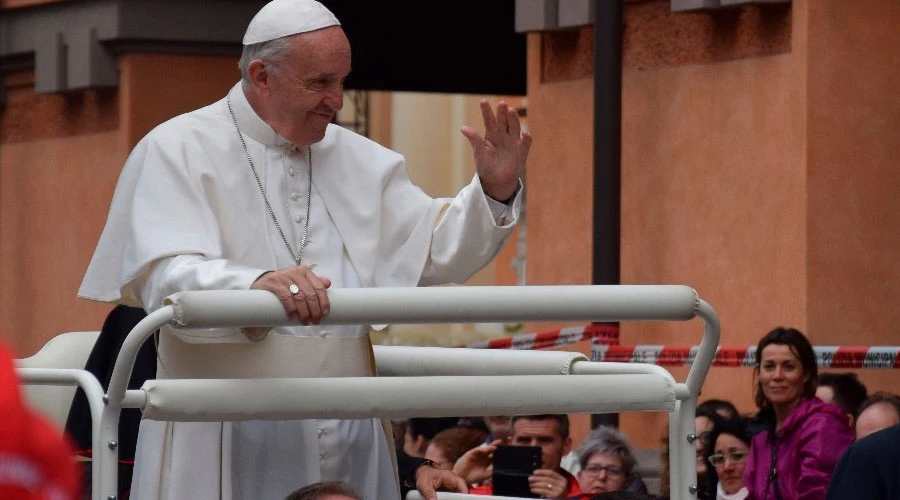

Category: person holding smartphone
[455, 414, 582, 499]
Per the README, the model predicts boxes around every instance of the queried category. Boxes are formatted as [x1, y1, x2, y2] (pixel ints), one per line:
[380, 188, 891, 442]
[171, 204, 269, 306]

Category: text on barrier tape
[590, 344, 900, 369]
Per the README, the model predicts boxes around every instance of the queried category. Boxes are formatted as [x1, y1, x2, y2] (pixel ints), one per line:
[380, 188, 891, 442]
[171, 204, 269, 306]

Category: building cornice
[0, 0, 266, 96]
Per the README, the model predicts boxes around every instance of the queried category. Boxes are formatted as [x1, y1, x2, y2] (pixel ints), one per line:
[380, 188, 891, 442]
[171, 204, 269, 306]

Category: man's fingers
[292, 295, 312, 324]
[443, 473, 468, 493]
[531, 468, 563, 479]
[312, 276, 330, 318]
[417, 478, 438, 500]
[478, 99, 497, 132]
[302, 289, 322, 323]
[496, 101, 509, 133]
[272, 280, 301, 320]
[521, 131, 533, 153]
[460, 126, 483, 151]
[251, 268, 334, 324]
[507, 106, 521, 137]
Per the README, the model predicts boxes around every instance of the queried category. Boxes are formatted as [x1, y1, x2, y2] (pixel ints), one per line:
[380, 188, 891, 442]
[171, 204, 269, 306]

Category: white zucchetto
[242, 0, 341, 45]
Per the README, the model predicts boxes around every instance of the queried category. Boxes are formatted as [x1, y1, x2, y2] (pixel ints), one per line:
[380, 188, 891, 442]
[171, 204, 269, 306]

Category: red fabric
[0, 343, 80, 500]
[469, 468, 582, 497]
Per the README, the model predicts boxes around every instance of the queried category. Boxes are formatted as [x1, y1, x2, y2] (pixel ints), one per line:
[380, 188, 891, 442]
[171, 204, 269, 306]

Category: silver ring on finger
[288, 283, 300, 295]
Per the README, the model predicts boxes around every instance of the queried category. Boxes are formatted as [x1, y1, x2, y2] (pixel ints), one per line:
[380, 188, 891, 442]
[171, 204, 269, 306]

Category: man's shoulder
[852, 424, 900, 458]
[140, 99, 228, 148]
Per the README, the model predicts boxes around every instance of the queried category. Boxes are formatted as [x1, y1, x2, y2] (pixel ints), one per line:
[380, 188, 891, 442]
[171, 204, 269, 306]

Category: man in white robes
[78, 1, 531, 499]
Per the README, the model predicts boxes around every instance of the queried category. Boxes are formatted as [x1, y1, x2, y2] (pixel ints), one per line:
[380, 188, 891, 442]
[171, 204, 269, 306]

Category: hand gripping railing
[96, 285, 719, 500]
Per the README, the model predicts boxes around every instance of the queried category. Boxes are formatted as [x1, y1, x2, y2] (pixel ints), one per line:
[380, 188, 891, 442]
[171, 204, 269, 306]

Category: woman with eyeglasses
[569, 426, 645, 499]
[743, 327, 854, 500]
[703, 417, 751, 500]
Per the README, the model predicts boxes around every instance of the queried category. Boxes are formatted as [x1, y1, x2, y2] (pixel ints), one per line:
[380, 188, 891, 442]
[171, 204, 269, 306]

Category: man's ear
[247, 59, 272, 94]
[562, 436, 572, 456]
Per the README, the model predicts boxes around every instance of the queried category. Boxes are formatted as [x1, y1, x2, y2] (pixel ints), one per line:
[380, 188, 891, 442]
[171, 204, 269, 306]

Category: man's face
[510, 418, 571, 470]
[262, 26, 350, 147]
[856, 403, 900, 440]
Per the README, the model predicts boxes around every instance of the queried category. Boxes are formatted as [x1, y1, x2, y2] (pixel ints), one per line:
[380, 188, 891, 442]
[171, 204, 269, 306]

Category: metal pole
[592, 0, 624, 430]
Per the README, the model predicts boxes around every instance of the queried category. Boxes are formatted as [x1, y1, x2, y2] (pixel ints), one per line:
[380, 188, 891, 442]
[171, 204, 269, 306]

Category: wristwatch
[403, 458, 439, 489]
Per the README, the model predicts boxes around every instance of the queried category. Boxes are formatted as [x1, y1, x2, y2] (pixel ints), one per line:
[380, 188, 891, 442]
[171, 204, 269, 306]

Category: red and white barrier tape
[591, 344, 900, 369]
[461, 323, 619, 350]
[461, 324, 899, 369]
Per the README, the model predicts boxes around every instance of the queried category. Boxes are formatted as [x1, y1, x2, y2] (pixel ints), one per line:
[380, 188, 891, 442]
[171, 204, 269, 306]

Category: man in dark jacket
[825, 423, 900, 500]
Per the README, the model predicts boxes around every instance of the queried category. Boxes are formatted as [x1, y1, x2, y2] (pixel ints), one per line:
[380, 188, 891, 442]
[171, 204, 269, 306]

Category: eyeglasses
[582, 465, 624, 478]
[708, 450, 749, 467]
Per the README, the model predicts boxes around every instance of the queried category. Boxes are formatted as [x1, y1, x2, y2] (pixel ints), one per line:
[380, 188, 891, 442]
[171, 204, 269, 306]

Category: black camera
[492, 445, 542, 498]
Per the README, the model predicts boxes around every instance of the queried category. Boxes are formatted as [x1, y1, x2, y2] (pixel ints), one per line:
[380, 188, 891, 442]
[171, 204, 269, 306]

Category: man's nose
[324, 85, 343, 111]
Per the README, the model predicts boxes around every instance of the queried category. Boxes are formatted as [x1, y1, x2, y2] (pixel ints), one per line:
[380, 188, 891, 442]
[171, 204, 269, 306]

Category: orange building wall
[805, 0, 900, 402]
[0, 54, 240, 356]
[527, 0, 900, 450]
[0, 130, 126, 357]
[619, 50, 807, 444]
[0, 71, 125, 357]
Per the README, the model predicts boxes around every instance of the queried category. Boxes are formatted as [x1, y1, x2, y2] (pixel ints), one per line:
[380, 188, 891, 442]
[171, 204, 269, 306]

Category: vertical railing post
[98, 307, 174, 500]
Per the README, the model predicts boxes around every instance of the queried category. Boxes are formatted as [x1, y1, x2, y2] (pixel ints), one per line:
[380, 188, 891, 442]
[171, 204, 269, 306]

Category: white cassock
[78, 83, 521, 500]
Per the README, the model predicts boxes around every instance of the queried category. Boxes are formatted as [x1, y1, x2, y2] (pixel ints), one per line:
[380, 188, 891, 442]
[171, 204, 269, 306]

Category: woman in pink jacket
[743, 327, 854, 500]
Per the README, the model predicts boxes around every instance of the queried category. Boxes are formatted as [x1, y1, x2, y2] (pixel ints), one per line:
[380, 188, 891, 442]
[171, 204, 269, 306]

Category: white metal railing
[19, 285, 719, 500]
[15, 368, 106, 497]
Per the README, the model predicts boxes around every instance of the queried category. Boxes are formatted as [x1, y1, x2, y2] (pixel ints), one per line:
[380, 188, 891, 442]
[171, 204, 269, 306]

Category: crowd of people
[7, 324, 898, 499]
[380, 327, 900, 500]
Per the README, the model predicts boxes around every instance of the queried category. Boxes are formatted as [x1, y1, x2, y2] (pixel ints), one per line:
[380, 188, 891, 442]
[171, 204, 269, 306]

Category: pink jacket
[744, 398, 854, 500]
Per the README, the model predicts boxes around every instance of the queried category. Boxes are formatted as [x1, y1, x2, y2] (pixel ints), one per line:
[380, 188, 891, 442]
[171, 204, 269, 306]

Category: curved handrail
[94, 285, 717, 500]
[16, 368, 105, 497]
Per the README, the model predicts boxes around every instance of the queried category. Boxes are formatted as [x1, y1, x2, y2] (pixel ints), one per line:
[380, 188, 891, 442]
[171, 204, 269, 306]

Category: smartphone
[492, 445, 542, 498]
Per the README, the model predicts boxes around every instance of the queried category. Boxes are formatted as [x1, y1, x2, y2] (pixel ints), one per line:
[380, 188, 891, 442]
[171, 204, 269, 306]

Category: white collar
[227, 83, 293, 148]
[717, 483, 749, 500]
